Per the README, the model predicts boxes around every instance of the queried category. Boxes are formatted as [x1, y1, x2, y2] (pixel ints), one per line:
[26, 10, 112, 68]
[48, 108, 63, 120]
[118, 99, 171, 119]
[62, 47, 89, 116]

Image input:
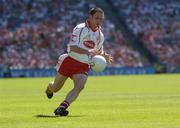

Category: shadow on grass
[34, 114, 86, 118]
[35, 114, 59, 118]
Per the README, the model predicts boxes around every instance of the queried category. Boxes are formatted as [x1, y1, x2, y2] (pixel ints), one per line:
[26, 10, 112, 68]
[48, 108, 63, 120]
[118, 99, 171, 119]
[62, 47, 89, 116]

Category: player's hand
[88, 49, 101, 57]
[102, 53, 113, 64]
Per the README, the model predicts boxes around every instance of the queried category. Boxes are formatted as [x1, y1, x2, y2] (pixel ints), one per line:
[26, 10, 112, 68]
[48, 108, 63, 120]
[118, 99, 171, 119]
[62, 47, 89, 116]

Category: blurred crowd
[0, 0, 148, 69]
[111, 0, 180, 71]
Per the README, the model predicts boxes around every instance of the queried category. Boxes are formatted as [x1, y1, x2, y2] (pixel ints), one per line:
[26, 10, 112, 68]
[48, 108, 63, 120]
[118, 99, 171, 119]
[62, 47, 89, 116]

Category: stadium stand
[0, 0, 149, 70]
[0, 0, 179, 76]
[110, 0, 180, 72]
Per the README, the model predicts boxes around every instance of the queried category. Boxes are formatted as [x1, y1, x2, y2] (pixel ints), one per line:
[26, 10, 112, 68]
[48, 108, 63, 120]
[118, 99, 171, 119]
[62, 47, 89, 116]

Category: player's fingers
[108, 58, 113, 64]
[108, 55, 113, 64]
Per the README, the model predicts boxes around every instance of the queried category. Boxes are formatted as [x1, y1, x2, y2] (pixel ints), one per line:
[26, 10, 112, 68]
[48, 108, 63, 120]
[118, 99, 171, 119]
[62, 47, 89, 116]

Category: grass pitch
[0, 74, 180, 128]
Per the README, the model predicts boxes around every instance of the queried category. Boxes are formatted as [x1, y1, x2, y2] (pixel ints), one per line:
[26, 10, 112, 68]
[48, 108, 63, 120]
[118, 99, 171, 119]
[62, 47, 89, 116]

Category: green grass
[0, 74, 180, 128]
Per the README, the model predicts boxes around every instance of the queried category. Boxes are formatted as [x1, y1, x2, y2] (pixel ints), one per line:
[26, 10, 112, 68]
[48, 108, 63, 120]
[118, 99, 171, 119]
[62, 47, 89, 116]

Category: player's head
[89, 7, 104, 27]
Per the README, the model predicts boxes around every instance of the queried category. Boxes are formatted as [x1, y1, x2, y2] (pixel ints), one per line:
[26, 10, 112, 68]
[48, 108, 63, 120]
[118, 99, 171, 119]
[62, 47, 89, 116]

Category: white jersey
[68, 20, 104, 64]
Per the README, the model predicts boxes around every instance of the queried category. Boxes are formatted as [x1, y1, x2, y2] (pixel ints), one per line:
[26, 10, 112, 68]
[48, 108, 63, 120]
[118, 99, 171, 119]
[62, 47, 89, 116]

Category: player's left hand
[102, 53, 113, 64]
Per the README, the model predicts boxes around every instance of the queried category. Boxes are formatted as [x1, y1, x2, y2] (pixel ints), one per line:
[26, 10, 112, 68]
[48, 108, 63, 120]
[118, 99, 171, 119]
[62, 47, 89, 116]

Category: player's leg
[54, 74, 88, 116]
[45, 73, 68, 99]
[65, 74, 88, 103]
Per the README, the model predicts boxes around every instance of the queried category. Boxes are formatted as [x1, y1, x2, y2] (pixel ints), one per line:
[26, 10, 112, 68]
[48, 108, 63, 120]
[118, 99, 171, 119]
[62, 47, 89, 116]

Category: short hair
[89, 7, 104, 15]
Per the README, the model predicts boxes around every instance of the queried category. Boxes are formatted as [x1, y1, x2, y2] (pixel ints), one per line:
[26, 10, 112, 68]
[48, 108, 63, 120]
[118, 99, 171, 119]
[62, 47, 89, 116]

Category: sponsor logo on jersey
[83, 40, 95, 48]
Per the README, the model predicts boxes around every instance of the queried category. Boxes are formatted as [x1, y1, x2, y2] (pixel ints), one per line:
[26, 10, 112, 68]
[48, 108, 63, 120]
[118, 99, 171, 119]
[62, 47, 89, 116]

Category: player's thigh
[54, 73, 68, 87]
[72, 74, 88, 89]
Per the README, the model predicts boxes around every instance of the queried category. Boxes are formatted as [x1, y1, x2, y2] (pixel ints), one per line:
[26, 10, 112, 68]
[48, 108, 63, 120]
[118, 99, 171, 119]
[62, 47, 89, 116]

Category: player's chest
[82, 31, 102, 49]
[82, 31, 101, 44]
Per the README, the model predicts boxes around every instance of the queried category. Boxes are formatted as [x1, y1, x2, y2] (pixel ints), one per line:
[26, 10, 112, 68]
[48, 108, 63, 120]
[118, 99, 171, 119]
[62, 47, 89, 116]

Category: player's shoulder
[73, 22, 88, 31]
[76, 22, 86, 28]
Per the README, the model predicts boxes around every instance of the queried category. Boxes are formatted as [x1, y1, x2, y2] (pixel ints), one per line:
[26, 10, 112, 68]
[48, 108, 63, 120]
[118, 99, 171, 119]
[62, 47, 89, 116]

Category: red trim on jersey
[70, 34, 77, 42]
[85, 20, 99, 32]
[97, 29, 101, 46]
[78, 28, 84, 44]
[72, 34, 77, 37]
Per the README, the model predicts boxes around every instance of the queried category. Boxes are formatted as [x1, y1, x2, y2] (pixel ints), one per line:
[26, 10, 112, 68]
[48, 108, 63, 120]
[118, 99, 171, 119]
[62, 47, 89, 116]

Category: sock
[59, 100, 70, 109]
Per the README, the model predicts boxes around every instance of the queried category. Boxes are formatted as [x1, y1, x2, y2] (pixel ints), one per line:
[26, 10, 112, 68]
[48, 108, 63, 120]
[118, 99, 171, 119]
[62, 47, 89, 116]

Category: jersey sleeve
[97, 31, 104, 54]
[68, 26, 84, 46]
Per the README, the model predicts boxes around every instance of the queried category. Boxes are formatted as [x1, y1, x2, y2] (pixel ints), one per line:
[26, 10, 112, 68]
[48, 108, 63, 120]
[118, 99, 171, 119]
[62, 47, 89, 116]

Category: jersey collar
[85, 20, 99, 32]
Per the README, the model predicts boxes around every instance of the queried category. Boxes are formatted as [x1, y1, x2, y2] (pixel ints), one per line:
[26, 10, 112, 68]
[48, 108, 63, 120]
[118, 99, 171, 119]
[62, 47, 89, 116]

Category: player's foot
[45, 87, 53, 99]
[54, 107, 69, 116]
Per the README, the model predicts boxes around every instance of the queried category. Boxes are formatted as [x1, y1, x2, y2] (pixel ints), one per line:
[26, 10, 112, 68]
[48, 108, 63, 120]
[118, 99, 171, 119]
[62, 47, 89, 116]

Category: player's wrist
[87, 49, 91, 56]
[101, 51, 107, 56]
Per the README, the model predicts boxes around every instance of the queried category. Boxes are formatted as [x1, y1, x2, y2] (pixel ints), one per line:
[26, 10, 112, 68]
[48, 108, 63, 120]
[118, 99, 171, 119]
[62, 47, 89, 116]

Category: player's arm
[96, 33, 113, 63]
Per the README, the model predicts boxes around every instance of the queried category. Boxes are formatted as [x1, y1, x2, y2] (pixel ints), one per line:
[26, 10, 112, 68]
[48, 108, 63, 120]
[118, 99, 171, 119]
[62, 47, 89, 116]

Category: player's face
[90, 12, 104, 27]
